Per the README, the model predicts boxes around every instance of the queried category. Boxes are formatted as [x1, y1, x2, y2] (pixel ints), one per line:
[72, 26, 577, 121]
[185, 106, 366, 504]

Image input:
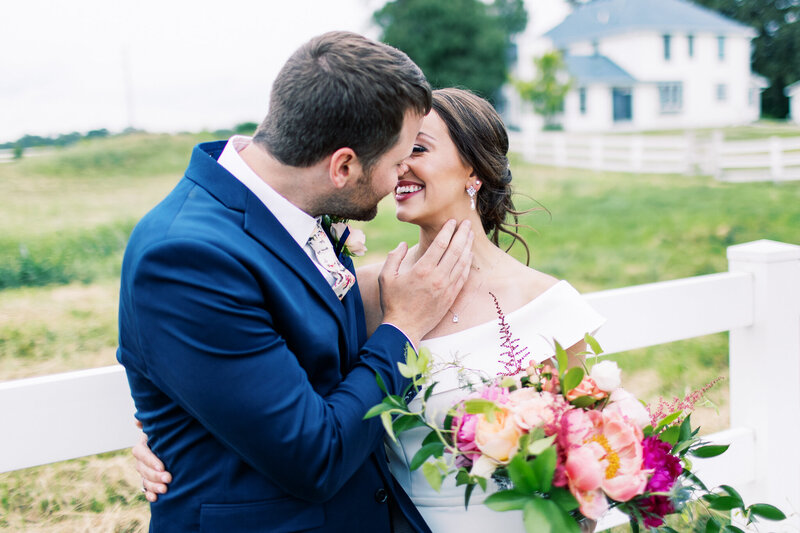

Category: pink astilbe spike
[491, 292, 531, 376]
[647, 377, 724, 427]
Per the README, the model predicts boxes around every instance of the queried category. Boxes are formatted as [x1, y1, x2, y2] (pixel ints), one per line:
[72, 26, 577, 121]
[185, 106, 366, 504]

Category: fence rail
[510, 131, 800, 182]
[1, 240, 798, 531]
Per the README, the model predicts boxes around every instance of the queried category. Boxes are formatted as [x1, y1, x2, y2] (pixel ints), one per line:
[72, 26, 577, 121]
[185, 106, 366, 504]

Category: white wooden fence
[1, 240, 798, 531]
[510, 131, 800, 182]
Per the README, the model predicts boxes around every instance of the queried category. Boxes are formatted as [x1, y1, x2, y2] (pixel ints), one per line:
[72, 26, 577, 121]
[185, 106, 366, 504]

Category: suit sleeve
[130, 238, 411, 502]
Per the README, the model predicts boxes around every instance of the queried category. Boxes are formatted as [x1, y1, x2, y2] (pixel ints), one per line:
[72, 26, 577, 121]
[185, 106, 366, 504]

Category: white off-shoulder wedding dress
[387, 280, 605, 533]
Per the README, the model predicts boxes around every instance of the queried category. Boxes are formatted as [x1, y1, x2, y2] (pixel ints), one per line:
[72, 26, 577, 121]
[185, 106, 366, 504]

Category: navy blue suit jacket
[117, 141, 430, 533]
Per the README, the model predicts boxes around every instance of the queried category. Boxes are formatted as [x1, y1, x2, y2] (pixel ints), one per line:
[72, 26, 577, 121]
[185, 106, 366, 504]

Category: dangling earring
[467, 186, 477, 210]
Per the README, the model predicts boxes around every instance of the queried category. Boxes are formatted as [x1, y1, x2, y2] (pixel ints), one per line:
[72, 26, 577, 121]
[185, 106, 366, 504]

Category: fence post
[728, 240, 800, 530]
[553, 133, 567, 167]
[711, 129, 724, 180]
[630, 135, 643, 173]
[769, 136, 784, 180]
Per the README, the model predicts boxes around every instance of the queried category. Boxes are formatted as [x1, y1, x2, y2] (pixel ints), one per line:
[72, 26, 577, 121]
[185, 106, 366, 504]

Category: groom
[117, 31, 473, 532]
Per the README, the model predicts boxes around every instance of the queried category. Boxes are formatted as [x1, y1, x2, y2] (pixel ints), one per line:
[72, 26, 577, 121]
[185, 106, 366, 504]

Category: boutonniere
[322, 215, 367, 257]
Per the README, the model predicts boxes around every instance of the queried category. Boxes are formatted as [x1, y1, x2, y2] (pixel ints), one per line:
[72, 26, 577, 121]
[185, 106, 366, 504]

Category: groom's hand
[379, 219, 474, 347]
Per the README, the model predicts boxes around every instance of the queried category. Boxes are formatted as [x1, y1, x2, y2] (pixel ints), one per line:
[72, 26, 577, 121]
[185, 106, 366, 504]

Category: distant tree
[234, 122, 259, 135]
[86, 128, 110, 139]
[513, 51, 572, 129]
[693, 0, 800, 119]
[374, 0, 527, 101]
[12, 142, 24, 160]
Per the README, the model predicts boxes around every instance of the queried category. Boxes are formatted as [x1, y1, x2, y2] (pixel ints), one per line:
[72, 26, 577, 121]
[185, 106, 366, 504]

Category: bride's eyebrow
[417, 131, 436, 142]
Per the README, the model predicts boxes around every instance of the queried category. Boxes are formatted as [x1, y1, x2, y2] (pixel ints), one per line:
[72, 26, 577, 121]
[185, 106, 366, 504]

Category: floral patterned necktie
[307, 223, 355, 300]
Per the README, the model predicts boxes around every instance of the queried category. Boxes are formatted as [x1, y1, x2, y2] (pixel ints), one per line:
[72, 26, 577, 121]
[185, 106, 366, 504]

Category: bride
[135, 88, 604, 532]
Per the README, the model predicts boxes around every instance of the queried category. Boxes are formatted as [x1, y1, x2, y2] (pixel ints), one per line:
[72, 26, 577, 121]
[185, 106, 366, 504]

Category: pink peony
[565, 376, 607, 403]
[508, 389, 568, 433]
[560, 410, 649, 519]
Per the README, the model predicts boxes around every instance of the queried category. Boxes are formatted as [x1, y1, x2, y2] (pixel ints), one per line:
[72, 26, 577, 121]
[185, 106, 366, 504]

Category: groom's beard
[316, 168, 383, 221]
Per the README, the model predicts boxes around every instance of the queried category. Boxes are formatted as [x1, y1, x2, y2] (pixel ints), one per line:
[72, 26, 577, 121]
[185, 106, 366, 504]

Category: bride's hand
[133, 420, 172, 502]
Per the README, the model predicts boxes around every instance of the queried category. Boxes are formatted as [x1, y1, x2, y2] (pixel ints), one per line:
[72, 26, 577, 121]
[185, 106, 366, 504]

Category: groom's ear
[328, 147, 362, 189]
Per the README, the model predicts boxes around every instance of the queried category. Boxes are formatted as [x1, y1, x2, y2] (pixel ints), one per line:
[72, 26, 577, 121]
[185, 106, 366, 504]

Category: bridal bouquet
[366, 334, 786, 532]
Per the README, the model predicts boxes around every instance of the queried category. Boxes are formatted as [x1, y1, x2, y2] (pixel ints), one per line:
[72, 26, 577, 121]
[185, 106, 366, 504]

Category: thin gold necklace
[447, 257, 498, 323]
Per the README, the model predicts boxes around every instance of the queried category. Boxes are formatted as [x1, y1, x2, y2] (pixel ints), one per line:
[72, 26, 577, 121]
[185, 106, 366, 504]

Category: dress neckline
[421, 280, 568, 344]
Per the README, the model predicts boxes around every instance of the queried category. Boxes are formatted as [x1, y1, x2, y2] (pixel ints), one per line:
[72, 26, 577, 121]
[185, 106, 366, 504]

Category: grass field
[1, 132, 798, 530]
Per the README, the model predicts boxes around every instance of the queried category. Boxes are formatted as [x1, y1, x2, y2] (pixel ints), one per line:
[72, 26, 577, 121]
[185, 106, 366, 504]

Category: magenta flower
[637, 436, 682, 527]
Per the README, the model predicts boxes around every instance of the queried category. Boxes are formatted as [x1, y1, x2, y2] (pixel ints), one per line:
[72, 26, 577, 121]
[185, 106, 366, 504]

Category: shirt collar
[217, 135, 318, 249]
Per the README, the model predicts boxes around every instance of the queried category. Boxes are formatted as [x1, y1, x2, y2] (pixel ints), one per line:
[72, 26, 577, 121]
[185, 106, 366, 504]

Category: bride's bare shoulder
[501, 258, 560, 301]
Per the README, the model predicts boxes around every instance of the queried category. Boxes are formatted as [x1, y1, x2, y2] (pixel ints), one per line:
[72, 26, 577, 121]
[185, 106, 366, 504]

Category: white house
[509, 0, 767, 132]
[786, 81, 800, 124]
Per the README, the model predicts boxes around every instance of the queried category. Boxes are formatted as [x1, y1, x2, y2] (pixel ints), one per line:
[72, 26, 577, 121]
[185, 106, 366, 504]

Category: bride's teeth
[396, 185, 423, 194]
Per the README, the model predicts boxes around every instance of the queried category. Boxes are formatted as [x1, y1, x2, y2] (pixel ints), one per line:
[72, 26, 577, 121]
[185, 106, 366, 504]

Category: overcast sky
[0, 0, 565, 144]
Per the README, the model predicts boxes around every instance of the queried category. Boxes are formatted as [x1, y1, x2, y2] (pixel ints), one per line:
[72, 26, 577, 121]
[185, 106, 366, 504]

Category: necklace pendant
[452, 313, 459, 323]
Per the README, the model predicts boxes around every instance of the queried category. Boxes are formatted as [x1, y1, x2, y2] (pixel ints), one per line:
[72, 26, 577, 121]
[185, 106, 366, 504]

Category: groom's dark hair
[253, 31, 431, 172]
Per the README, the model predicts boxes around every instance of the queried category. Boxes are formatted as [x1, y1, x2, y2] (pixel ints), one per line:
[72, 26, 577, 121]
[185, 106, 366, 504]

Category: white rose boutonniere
[326, 216, 367, 257]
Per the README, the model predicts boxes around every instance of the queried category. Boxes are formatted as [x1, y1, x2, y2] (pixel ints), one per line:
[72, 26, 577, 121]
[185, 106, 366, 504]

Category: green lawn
[0, 133, 798, 531]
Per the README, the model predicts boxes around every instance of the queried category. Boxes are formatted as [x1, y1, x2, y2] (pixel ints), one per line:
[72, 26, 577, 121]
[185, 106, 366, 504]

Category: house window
[659, 83, 683, 113]
[592, 40, 600, 56]
[687, 35, 694, 57]
[717, 84, 728, 101]
[663, 34, 671, 61]
[717, 36, 725, 60]
[579, 87, 587, 114]
[612, 88, 633, 122]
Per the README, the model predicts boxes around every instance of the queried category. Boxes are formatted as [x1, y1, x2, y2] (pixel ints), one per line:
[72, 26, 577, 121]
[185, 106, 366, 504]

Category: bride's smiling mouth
[395, 180, 424, 202]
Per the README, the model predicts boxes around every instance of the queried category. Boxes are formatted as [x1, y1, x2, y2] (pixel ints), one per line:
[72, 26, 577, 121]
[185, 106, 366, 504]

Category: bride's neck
[415, 220, 500, 270]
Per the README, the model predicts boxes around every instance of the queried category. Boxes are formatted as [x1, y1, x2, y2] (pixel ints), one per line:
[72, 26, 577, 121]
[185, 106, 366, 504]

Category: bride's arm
[355, 261, 385, 337]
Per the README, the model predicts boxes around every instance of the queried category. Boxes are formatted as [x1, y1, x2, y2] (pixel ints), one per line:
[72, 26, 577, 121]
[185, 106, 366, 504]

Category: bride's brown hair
[432, 88, 535, 264]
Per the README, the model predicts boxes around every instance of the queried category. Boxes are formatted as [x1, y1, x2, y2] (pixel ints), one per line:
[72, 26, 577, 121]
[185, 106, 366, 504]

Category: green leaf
[531, 446, 557, 492]
[507, 453, 539, 493]
[421, 429, 441, 447]
[522, 498, 580, 533]
[691, 444, 730, 458]
[484, 489, 530, 511]
[363, 402, 395, 420]
[584, 333, 603, 355]
[562, 366, 585, 393]
[722, 526, 745, 533]
[705, 518, 721, 533]
[421, 462, 443, 492]
[549, 487, 579, 512]
[718, 485, 744, 508]
[747, 503, 787, 521]
[409, 442, 445, 471]
[660, 425, 681, 445]
[423, 381, 437, 402]
[678, 413, 693, 442]
[464, 482, 476, 509]
[555, 341, 568, 377]
[684, 469, 708, 491]
[381, 411, 396, 443]
[708, 496, 743, 511]
[463, 399, 502, 420]
[569, 395, 597, 408]
[661, 527, 680, 533]
[527, 435, 556, 456]
[654, 411, 683, 432]
[375, 371, 388, 395]
[392, 414, 427, 434]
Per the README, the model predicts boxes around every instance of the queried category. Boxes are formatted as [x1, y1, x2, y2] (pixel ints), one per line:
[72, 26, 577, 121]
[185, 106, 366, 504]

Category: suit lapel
[185, 142, 350, 351]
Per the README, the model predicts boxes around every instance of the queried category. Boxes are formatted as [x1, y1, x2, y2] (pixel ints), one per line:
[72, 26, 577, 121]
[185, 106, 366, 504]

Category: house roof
[546, 0, 757, 47]
[565, 55, 637, 85]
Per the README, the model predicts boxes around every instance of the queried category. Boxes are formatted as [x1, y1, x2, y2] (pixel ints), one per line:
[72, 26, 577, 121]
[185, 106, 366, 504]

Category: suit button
[374, 488, 388, 503]
[404, 390, 415, 403]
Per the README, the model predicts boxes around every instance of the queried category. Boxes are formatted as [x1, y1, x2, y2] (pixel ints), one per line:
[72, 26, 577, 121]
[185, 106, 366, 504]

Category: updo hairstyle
[431, 88, 532, 263]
